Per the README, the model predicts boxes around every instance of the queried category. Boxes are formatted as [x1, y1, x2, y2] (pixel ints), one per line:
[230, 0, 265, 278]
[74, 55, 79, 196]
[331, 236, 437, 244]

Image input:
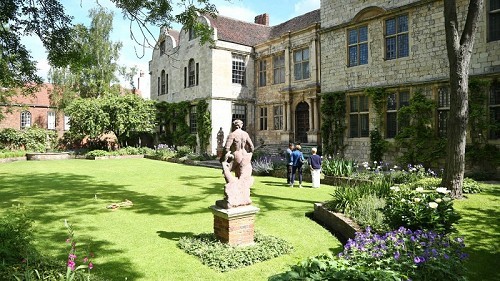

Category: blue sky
[21, 0, 320, 98]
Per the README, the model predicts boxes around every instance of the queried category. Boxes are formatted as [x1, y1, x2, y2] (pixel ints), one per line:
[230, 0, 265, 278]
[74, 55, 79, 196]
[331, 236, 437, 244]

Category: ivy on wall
[156, 101, 196, 148]
[365, 87, 389, 162]
[466, 78, 499, 179]
[320, 92, 346, 156]
[395, 91, 445, 168]
[196, 99, 212, 153]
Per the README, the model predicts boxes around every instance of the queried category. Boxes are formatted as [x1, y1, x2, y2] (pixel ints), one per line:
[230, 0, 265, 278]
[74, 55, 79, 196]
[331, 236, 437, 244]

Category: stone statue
[217, 119, 254, 209]
[216, 127, 224, 148]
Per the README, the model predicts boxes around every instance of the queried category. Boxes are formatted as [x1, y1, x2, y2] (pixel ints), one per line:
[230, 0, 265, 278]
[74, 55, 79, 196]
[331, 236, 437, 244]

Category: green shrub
[0, 150, 26, 158]
[178, 232, 293, 272]
[344, 194, 388, 233]
[0, 205, 34, 265]
[324, 180, 391, 213]
[322, 158, 356, 177]
[0, 128, 24, 150]
[85, 150, 108, 158]
[138, 147, 154, 155]
[0, 127, 57, 152]
[383, 186, 461, 234]
[402, 177, 442, 190]
[463, 178, 482, 194]
[153, 148, 176, 160]
[175, 145, 193, 158]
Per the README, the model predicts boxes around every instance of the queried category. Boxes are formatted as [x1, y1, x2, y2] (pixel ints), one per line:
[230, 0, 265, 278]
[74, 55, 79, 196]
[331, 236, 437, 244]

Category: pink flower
[88, 262, 94, 270]
[69, 253, 77, 260]
[67, 260, 76, 271]
[83, 257, 88, 263]
[66, 238, 71, 243]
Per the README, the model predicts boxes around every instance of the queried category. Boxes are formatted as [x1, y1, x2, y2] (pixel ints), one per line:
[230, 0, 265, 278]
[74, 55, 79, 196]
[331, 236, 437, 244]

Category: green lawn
[1, 159, 498, 281]
[0, 159, 341, 281]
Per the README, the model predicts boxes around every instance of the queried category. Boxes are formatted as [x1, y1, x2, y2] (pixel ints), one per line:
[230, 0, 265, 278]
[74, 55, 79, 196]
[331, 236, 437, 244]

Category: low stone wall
[322, 176, 373, 186]
[313, 202, 361, 244]
[0, 157, 26, 163]
[87, 155, 145, 160]
[26, 152, 71, 161]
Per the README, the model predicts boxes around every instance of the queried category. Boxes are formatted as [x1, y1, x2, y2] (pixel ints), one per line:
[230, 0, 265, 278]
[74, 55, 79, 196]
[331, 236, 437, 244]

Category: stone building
[0, 84, 68, 137]
[253, 10, 321, 146]
[320, 0, 500, 162]
[149, 14, 270, 154]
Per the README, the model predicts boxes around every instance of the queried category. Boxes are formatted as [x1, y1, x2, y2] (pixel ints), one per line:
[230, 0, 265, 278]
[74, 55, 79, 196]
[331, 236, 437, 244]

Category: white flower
[401, 198, 406, 203]
[428, 202, 438, 209]
[390, 186, 400, 191]
[435, 198, 442, 203]
[414, 197, 421, 203]
[374, 161, 378, 164]
[436, 187, 451, 194]
[415, 187, 424, 192]
[394, 165, 399, 169]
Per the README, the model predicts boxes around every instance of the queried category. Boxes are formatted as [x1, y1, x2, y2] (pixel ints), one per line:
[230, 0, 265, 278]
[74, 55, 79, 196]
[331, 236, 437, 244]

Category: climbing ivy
[156, 101, 196, 148]
[365, 87, 389, 162]
[196, 99, 212, 153]
[320, 92, 346, 157]
[466, 78, 499, 179]
[395, 91, 446, 167]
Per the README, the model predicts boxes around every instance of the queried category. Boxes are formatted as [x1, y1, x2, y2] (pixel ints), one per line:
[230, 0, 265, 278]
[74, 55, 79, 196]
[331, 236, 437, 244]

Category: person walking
[309, 147, 322, 188]
[290, 144, 304, 188]
[285, 143, 294, 185]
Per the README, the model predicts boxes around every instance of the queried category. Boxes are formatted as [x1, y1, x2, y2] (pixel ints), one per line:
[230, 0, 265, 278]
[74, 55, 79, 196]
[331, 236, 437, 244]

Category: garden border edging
[313, 202, 362, 244]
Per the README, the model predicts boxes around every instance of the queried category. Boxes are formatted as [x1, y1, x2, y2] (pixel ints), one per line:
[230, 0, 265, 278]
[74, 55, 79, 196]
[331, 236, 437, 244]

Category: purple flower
[414, 256, 425, 264]
[394, 251, 400, 260]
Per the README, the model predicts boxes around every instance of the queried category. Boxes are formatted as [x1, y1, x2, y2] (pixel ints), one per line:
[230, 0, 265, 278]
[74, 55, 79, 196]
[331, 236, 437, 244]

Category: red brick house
[0, 84, 68, 137]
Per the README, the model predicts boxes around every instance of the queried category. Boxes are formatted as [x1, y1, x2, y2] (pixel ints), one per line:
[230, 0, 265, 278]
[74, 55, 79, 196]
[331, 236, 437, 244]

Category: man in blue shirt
[290, 144, 304, 188]
[285, 143, 294, 184]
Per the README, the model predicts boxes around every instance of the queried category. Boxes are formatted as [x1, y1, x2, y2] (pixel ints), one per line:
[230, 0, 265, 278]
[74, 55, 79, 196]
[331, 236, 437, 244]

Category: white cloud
[293, 0, 320, 16]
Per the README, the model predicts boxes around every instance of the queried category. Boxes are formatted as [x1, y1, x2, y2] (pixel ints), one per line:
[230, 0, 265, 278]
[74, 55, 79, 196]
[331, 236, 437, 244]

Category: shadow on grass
[458, 185, 500, 281]
[156, 230, 195, 241]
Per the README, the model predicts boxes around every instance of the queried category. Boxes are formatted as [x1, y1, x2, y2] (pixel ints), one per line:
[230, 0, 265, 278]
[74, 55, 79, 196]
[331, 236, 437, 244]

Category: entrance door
[295, 102, 309, 143]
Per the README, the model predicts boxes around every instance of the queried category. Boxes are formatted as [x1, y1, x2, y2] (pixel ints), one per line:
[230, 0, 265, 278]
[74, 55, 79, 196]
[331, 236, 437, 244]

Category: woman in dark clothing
[309, 147, 322, 188]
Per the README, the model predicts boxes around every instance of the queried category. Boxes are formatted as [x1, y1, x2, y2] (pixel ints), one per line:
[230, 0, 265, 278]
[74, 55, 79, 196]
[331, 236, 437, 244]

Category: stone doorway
[295, 102, 309, 143]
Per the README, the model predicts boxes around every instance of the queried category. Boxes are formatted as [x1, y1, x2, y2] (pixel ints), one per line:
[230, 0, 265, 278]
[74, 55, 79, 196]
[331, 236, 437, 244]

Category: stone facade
[320, 0, 500, 162]
[0, 84, 68, 137]
[254, 10, 321, 146]
[149, 14, 264, 154]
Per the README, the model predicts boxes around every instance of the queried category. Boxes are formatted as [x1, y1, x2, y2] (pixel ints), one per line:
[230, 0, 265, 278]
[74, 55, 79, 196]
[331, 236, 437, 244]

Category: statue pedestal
[210, 205, 260, 246]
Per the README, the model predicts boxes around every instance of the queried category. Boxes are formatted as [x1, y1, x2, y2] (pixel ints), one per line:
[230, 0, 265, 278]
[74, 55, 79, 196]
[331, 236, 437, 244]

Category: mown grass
[0, 159, 341, 281]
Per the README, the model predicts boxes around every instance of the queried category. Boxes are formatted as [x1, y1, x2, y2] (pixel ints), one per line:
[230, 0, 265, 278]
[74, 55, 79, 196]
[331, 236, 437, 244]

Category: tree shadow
[156, 231, 195, 241]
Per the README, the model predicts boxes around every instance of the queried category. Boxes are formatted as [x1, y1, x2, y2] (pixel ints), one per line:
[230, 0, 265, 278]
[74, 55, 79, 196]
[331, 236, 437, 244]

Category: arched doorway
[295, 102, 309, 143]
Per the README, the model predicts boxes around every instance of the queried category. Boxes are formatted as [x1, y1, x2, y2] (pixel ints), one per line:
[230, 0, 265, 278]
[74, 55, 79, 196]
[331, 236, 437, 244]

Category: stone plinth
[210, 205, 259, 246]
[26, 152, 70, 161]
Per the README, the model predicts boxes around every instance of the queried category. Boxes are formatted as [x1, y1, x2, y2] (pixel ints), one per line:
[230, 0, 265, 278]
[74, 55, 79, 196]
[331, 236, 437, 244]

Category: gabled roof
[269, 9, 320, 39]
[207, 15, 271, 46]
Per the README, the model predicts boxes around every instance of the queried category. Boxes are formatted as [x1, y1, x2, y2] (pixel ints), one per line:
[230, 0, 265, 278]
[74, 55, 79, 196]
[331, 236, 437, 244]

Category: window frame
[385, 14, 410, 60]
[488, 0, 500, 42]
[273, 105, 283, 130]
[273, 53, 285, 84]
[258, 60, 267, 87]
[259, 106, 268, 131]
[232, 54, 246, 85]
[232, 104, 247, 129]
[47, 111, 56, 130]
[64, 115, 70, 131]
[20, 111, 31, 129]
[489, 83, 500, 139]
[161, 70, 166, 95]
[160, 40, 165, 55]
[347, 25, 369, 67]
[386, 91, 410, 139]
[190, 105, 197, 133]
[348, 95, 369, 138]
[293, 48, 310, 81]
[188, 59, 196, 87]
[437, 86, 450, 138]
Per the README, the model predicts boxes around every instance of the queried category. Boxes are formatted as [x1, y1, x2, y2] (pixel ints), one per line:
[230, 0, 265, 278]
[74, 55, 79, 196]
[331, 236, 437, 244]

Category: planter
[322, 176, 373, 187]
[87, 154, 145, 160]
[26, 152, 71, 161]
[313, 202, 361, 244]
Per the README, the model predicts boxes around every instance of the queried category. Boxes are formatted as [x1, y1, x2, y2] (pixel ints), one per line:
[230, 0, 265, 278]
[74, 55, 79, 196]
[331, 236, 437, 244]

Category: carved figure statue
[217, 119, 254, 208]
[216, 127, 224, 148]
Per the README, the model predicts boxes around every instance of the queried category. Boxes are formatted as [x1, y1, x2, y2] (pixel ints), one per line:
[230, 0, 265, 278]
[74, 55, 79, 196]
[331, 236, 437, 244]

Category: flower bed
[313, 203, 361, 243]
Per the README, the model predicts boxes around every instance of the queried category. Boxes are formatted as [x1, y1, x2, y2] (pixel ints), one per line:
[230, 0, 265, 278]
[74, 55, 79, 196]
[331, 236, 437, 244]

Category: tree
[441, 0, 484, 198]
[49, 7, 123, 106]
[0, 0, 73, 120]
[65, 94, 156, 147]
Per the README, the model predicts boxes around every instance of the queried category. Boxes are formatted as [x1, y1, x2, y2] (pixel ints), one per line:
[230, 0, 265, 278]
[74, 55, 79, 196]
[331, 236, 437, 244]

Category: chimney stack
[254, 13, 270, 26]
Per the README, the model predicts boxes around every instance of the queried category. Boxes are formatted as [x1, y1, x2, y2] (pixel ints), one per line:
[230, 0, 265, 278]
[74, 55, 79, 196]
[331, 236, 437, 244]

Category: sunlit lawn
[0, 159, 341, 281]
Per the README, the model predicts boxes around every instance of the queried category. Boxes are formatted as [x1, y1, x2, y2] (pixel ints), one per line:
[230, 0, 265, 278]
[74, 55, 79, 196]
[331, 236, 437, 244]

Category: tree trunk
[441, 0, 483, 198]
